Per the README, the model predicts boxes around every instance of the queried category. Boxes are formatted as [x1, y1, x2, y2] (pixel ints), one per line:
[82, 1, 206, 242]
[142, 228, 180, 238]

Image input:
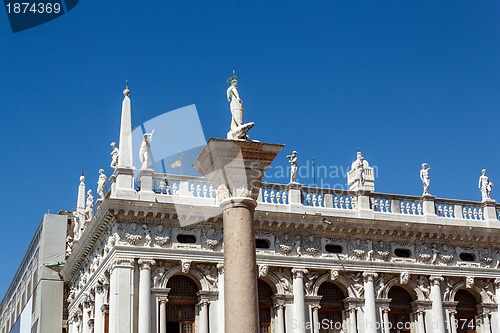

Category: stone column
[109, 258, 135, 333]
[198, 299, 210, 333]
[381, 307, 390, 333]
[417, 310, 427, 333]
[193, 138, 284, 333]
[159, 298, 168, 333]
[274, 304, 285, 333]
[348, 306, 357, 333]
[311, 304, 320, 333]
[363, 272, 378, 333]
[138, 259, 155, 333]
[482, 307, 492, 333]
[429, 276, 446, 333]
[82, 303, 91, 333]
[292, 268, 308, 333]
[495, 278, 500, 333]
[94, 284, 105, 333]
[217, 263, 225, 333]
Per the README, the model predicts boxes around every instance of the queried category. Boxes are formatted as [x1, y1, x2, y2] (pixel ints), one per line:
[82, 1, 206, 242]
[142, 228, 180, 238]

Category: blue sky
[0, 1, 499, 298]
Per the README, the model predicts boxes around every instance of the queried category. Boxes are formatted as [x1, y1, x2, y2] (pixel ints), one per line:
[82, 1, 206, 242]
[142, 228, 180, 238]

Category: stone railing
[152, 173, 215, 199]
[434, 199, 484, 221]
[128, 173, 500, 222]
[369, 193, 423, 215]
[301, 186, 356, 210]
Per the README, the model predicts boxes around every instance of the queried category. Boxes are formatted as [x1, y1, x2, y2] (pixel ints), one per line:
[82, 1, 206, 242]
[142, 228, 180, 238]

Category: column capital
[291, 268, 308, 279]
[311, 304, 321, 311]
[88, 319, 95, 329]
[199, 298, 210, 307]
[381, 306, 390, 314]
[159, 297, 169, 305]
[429, 275, 444, 285]
[111, 257, 135, 271]
[363, 272, 378, 282]
[100, 304, 109, 314]
[138, 259, 156, 270]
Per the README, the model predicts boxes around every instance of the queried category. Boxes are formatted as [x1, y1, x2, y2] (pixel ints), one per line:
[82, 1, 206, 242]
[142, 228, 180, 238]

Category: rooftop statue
[97, 169, 108, 199]
[85, 189, 94, 221]
[478, 169, 494, 201]
[139, 130, 155, 170]
[226, 71, 254, 140]
[420, 163, 431, 196]
[286, 151, 298, 183]
[110, 142, 119, 169]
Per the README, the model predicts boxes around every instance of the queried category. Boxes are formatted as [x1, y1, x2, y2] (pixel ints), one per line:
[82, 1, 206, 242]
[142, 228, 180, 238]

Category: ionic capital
[362, 272, 378, 283]
[429, 275, 444, 286]
[138, 259, 156, 270]
[291, 268, 308, 279]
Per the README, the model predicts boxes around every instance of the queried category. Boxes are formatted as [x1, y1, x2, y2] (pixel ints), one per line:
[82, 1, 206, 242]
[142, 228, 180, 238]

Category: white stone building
[2, 86, 500, 333]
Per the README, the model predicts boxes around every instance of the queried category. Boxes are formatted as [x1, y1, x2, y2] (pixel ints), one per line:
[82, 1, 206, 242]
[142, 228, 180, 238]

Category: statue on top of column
[420, 163, 431, 196]
[478, 169, 493, 201]
[226, 71, 254, 140]
[139, 130, 155, 170]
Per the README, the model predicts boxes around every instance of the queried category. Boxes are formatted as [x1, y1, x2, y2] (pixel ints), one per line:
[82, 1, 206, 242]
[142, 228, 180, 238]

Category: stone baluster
[138, 259, 155, 333]
[429, 276, 446, 333]
[363, 272, 378, 333]
[292, 268, 308, 333]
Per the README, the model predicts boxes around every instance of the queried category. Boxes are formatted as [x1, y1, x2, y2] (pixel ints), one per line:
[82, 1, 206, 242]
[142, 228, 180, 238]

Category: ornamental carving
[152, 263, 172, 288]
[258, 265, 269, 278]
[181, 260, 192, 274]
[304, 271, 319, 295]
[303, 236, 321, 256]
[198, 264, 218, 291]
[276, 234, 295, 255]
[275, 268, 293, 294]
[347, 273, 364, 297]
[204, 228, 222, 250]
[417, 276, 430, 299]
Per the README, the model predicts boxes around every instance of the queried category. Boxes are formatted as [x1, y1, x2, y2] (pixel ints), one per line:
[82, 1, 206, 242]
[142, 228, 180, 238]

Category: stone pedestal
[483, 199, 498, 225]
[194, 138, 284, 333]
[139, 169, 156, 202]
[422, 195, 436, 216]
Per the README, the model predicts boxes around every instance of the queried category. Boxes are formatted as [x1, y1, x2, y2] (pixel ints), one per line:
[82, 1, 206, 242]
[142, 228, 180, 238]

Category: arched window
[388, 286, 412, 333]
[318, 282, 345, 333]
[455, 290, 478, 333]
[258, 280, 274, 333]
[165, 276, 199, 333]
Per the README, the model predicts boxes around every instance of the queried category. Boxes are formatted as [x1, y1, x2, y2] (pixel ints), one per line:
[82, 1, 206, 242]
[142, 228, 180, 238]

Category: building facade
[2, 87, 500, 333]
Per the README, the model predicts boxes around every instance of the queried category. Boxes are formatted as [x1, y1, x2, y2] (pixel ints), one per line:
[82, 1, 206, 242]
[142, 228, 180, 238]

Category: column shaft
[222, 200, 259, 333]
[349, 308, 357, 333]
[108, 259, 134, 333]
[159, 300, 167, 333]
[429, 276, 446, 333]
[82, 307, 90, 333]
[276, 305, 285, 333]
[483, 313, 491, 333]
[138, 260, 155, 333]
[382, 310, 390, 333]
[363, 273, 378, 333]
[312, 306, 320, 333]
[199, 301, 209, 333]
[94, 291, 104, 333]
[292, 269, 307, 333]
[417, 311, 426, 333]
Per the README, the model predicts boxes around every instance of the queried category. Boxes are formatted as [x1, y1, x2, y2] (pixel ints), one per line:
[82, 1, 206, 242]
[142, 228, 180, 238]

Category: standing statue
[110, 142, 119, 169]
[139, 130, 155, 170]
[286, 151, 298, 183]
[96, 169, 108, 199]
[478, 169, 493, 201]
[420, 163, 431, 196]
[84, 190, 94, 221]
[226, 71, 254, 140]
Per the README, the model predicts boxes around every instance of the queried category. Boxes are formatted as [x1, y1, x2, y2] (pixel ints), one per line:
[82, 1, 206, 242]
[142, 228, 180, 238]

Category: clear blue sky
[0, 1, 499, 298]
